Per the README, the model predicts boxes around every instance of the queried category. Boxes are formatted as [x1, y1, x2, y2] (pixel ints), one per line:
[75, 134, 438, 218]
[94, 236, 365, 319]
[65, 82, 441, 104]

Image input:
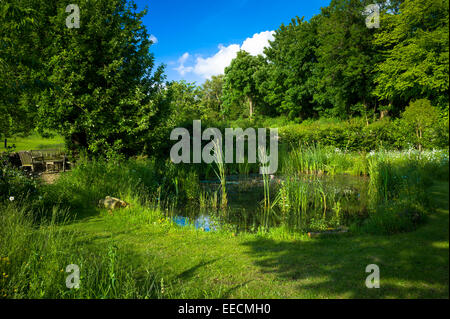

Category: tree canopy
[1, 0, 168, 158]
[1, 0, 448, 155]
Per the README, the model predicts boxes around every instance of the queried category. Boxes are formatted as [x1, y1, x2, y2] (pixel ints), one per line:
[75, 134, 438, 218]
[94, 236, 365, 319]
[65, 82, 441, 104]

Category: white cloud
[173, 30, 275, 79]
[241, 31, 275, 56]
[178, 52, 190, 64]
[193, 44, 241, 79]
[150, 34, 158, 44]
[174, 52, 193, 76]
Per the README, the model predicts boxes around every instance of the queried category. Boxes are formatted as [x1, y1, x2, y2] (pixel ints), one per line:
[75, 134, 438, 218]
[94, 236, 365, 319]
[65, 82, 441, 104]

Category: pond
[169, 173, 370, 233]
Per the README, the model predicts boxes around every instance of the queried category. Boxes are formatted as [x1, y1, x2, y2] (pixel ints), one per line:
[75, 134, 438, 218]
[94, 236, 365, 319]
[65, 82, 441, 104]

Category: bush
[33, 158, 162, 217]
[278, 116, 448, 152]
[0, 151, 39, 203]
[357, 201, 427, 235]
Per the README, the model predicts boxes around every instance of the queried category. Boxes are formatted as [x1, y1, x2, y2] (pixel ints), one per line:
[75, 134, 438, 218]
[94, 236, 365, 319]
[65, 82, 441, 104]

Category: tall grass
[282, 144, 369, 177]
[0, 203, 161, 298]
[212, 139, 227, 209]
[356, 149, 449, 234]
[273, 177, 351, 232]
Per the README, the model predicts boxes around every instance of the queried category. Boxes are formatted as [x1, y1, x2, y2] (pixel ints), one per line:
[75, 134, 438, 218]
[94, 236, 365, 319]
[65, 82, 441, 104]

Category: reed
[212, 139, 227, 208]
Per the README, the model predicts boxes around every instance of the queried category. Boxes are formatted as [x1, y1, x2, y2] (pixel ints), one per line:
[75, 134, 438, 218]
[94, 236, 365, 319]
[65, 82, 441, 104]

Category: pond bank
[62, 181, 449, 298]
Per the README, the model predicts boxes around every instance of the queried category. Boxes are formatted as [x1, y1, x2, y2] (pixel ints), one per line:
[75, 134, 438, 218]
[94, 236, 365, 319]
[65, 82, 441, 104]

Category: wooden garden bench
[18, 149, 68, 172]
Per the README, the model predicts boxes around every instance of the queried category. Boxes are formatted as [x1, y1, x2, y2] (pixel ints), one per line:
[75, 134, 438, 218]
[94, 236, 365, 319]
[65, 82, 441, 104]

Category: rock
[98, 196, 129, 210]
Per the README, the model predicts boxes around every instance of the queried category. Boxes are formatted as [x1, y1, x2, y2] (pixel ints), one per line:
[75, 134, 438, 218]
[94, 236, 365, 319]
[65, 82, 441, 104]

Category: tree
[167, 80, 203, 125]
[201, 75, 224, 120]
[223, 51, 266, 119]
[27, 0, 168, 157]
[260, 16, 320, 119]
[374, 0, 449, 113]
[0, 1, 39, 138]
[401, 99, 440, 151]
[312, 0, 379, 118]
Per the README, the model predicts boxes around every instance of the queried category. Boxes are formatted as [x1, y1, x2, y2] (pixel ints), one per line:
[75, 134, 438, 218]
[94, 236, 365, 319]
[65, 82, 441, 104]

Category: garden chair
[18, 151, 43, 172]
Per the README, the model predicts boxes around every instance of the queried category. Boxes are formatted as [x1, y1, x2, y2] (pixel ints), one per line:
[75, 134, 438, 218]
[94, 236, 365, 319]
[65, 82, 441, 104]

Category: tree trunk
[363, 102, 369, 126]
[418, 128, 423, 152]
[248, 97, 253, 119]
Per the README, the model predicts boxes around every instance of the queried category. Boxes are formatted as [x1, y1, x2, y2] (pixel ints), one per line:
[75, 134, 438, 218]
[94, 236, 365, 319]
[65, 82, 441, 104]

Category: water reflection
[170, 174, 369, 233]
[173, 215, 216, 232]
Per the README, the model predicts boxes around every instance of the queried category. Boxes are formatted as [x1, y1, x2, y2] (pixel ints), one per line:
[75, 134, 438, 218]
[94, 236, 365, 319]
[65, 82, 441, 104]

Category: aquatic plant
[211, 139, 227, 208]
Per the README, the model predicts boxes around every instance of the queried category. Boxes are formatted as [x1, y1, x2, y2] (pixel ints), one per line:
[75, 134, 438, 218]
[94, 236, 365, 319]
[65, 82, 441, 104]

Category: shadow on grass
[240, 182, 449, 298]
[177, 258, 220, 280]
[220, 280, 253, 298]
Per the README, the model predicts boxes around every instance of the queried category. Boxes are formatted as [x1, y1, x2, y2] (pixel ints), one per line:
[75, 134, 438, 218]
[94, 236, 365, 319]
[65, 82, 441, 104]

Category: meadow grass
[51, 181, 447, 298]
[1, 147, 448, 298]
[3, 133, 64, 152]
[0, 203, 161, 298]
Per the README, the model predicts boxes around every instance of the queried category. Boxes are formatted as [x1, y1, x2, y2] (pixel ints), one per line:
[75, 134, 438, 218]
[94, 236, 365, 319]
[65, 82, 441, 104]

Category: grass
[1, 149, 448, 298]
[2, 133, 64, 152]
[0, 204, 161, 298]
[51, 180, 448, 298]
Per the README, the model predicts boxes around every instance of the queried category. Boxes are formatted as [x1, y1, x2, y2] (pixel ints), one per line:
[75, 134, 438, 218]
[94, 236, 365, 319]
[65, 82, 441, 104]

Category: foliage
[1, 0, 169, 158]
[0, 150, 38, 203]
[400, 99, 441, 151]
[373, 0, 449, 110]
[312, 0, 378, 117]
[0, 1, 39, 138]
[279, 115, 448, 152]
[223, 51, 267, 119]
[200, 75, 225, 121]
[261, 16, 319, 119]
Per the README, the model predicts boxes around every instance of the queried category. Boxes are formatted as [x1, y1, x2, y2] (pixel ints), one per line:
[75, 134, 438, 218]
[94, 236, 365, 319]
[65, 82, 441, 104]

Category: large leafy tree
[312, 0, 380, 118]
[260, 16, 320, 119]
[222, 51, 266, 119]
[166, 80, 203, 125]
[200, 74, 224, 120]
[0, 1, 40, 138]
[2, 0, 168, 157]
[374, 0, 449, 113]
[401, 99, 441, 151]
[40, 0, 168, 157]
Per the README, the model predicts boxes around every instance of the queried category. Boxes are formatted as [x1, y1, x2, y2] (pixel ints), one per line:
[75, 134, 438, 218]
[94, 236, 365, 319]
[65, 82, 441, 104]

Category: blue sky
[134, 0, 330, 84]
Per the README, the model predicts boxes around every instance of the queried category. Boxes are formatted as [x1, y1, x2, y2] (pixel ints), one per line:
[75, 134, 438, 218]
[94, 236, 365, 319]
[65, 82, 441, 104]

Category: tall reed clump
[274, 177, 345, 232]
[360, 149, 447, 234]
[199, 190, 218, 209]
[282, 144, 328, 175]
[212, 139, 227, 208]
[258, 146, 271, 210]
[0, 203, 161, 298]
[282, 144, 372, 177]
[260, 151, 270, 229]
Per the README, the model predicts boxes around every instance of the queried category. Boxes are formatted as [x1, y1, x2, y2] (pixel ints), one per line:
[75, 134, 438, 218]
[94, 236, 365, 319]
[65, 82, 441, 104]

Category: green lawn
[3, 133, 64, 152]
[62, 181, 449, 298]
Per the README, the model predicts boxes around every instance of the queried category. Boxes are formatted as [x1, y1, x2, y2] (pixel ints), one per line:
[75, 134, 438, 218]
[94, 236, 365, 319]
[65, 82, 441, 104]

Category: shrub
[0, 151, 38, 203]
[357, 200, 427, 235]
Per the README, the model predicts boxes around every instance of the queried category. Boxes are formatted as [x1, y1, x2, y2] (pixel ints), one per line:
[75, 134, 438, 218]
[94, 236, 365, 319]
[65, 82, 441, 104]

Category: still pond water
[168, 173, 369, 233]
